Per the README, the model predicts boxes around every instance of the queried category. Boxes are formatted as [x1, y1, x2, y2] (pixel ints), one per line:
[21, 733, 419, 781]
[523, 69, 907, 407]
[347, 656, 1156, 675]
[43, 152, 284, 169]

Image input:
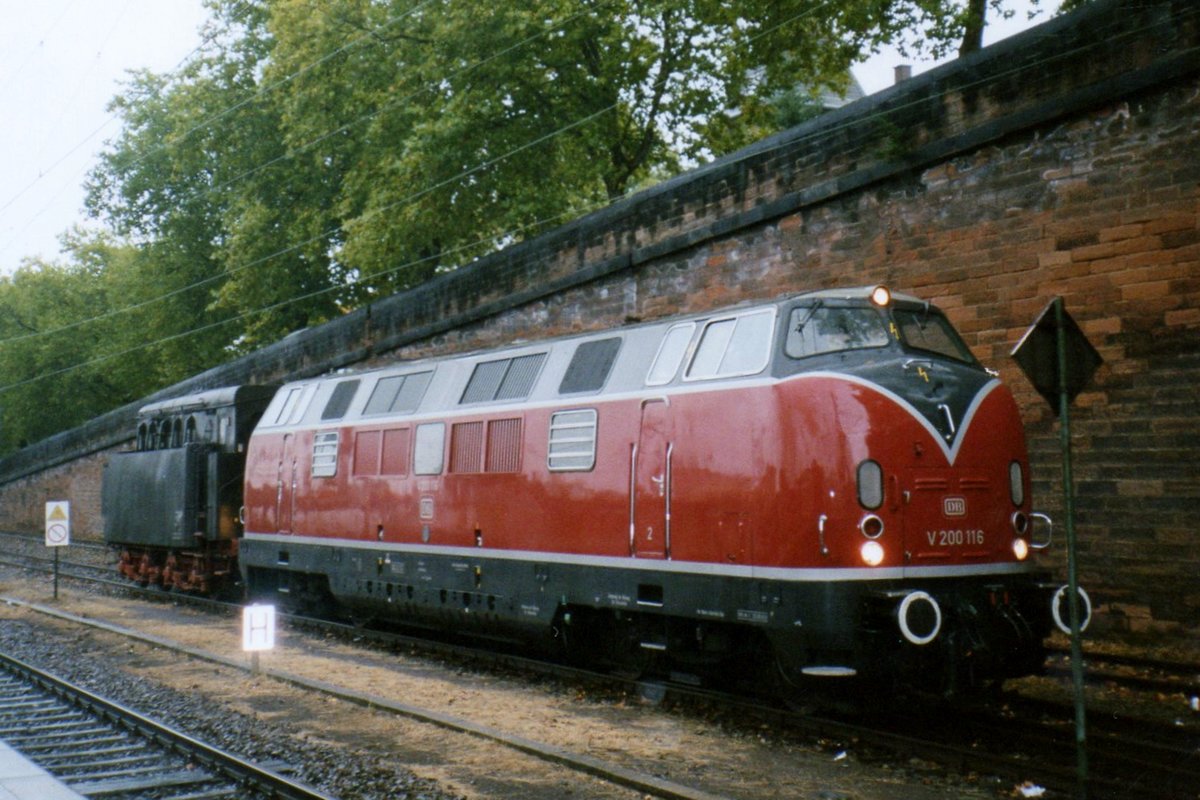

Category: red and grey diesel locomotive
[104, 286, 1087, 694]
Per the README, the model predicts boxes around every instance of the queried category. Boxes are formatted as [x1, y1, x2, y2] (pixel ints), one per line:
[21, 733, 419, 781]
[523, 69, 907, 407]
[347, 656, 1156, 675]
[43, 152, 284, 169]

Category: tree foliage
[0, 234, 183, 450]
[0, 0, 1061, 452]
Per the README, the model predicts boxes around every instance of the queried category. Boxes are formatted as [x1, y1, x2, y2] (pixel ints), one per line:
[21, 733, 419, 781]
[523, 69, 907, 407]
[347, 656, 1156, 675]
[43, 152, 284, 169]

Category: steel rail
[8, 588, 1199, 800]
[3, 538, 1198, 799]
[0, 597, 725, 800]
[9, 544, 1196, 702]
[0, 649, 336, 800]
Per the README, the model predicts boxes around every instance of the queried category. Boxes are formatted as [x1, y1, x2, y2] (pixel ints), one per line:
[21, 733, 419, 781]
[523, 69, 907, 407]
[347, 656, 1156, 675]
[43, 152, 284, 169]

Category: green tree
[0, 238, 142, 450]
[265, 0, 1008, 297]
[76, 0, 1062, 385]
[85, 1, 345, 354]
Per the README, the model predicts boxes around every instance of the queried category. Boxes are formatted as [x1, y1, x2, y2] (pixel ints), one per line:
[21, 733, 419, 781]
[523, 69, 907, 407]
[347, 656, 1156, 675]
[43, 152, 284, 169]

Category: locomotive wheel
[768, 646, 820, 713]
[766, 642, 873, 714]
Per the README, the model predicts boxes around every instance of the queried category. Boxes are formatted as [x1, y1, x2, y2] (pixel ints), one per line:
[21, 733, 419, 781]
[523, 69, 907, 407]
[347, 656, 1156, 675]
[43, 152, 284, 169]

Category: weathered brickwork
[0, 454, 109, 540]
[0, 0, 1196, 621]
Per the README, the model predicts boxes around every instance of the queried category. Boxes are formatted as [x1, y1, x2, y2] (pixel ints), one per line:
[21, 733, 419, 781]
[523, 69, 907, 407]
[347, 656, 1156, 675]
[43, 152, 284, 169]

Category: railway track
[868, 698, 1200, 800]
[1, 596, 726, 800]
[1045, 644, 1200, 696]
[2, 533, 1198, 799]
[0, 649, 334, 800]
[6, 537, 1198, 699]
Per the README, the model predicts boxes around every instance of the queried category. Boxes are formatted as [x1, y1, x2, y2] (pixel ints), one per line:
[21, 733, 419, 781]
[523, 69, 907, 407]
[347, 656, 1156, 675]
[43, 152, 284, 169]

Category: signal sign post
[1012, 298, 1103, 800]
[44, 501, 71, 600]
[242, 604, 277, 674]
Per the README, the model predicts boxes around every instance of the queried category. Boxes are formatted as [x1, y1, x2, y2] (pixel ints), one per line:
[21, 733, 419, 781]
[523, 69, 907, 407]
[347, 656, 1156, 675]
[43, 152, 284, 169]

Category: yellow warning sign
[44, 501, 70, 547]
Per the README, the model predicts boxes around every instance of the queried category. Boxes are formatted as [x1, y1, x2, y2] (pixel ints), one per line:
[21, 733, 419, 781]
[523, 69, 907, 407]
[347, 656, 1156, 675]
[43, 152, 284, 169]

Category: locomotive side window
[686, 308, 775, 380]
[413, 422, 446, 475]
[364, 371, 432, 416]
[268, 384, 316, 427]
[311, 431, 340, 478]
[646, 323, 695, 386]
[321, 379, 361, 421]
[461, 354, 547, 404]
[548, 409, 597, 471]
[892, 309, 975, 363]
[365, 377, 402, 415]
[688, 318, 735, 378]
[394, 371, 432, 411]
[269, 389, 298, 426]
[785, 306, 889, 358]
[559, 338, 621, 395]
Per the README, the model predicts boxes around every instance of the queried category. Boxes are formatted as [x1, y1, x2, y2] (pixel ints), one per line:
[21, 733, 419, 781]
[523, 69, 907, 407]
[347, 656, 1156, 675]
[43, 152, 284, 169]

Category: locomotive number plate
[925, 529, 985, 546]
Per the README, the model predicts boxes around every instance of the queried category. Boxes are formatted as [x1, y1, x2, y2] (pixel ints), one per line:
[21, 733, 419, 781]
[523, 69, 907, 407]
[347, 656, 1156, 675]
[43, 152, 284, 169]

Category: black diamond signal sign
[1011, 298, 1103, 414]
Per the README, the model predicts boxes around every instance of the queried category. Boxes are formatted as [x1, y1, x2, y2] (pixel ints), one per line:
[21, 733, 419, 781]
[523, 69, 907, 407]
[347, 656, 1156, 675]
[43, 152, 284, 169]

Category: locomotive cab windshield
[783, 290, 980, 370]
[890, 304, 977, 365]
[785, 301, 891, 358]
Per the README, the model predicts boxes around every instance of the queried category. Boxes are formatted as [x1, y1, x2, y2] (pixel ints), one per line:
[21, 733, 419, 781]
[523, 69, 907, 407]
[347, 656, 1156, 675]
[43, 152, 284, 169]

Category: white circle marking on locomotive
[898, 590, 943, 645]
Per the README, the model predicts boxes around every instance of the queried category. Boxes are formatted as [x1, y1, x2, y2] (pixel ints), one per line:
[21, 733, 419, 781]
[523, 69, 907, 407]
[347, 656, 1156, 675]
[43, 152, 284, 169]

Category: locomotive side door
[632, 398, 671, 559]
[276, 433, 297, 534]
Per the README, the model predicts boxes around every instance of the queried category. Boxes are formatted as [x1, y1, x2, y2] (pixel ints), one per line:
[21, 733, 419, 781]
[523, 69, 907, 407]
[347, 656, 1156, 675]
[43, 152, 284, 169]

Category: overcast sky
[0, 0, 1059, 274]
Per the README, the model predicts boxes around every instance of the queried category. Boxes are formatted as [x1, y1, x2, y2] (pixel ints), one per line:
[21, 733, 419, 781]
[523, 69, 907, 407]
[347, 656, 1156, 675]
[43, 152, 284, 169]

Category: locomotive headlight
[1012, 537, 1030, 561]
[860, 540, 885, 566]
[870, 285, 892, 307]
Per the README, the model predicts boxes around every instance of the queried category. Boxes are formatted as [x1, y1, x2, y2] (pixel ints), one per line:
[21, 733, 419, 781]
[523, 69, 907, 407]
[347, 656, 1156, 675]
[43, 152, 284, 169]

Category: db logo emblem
[943, 496, 967, 517]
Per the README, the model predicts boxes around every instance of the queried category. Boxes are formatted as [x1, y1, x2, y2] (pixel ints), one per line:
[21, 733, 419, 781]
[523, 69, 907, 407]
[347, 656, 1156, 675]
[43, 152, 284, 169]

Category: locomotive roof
[256, 285, 949, 431]
[801, 286, 923, 304]
[138, 384, 278, 419]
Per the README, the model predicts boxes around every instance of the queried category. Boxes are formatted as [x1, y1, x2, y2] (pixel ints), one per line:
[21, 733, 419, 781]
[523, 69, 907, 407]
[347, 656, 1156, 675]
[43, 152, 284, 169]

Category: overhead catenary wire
[0, 0, 1167, 375]
[0, 1, 1183, 396]
[0, 1, 844, 396]
[0, 0, 630, 346]
[3, 0, 1163, 351]
[0, 1, 245, 244]
[0, 0, 418, 256]
[0, 200, 613, 394]
[1, 0, 140, 255]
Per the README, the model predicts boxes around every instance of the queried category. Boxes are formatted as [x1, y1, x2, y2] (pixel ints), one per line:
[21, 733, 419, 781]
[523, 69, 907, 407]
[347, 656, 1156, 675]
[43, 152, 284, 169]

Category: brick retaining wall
[2, 0, 1196, 620]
